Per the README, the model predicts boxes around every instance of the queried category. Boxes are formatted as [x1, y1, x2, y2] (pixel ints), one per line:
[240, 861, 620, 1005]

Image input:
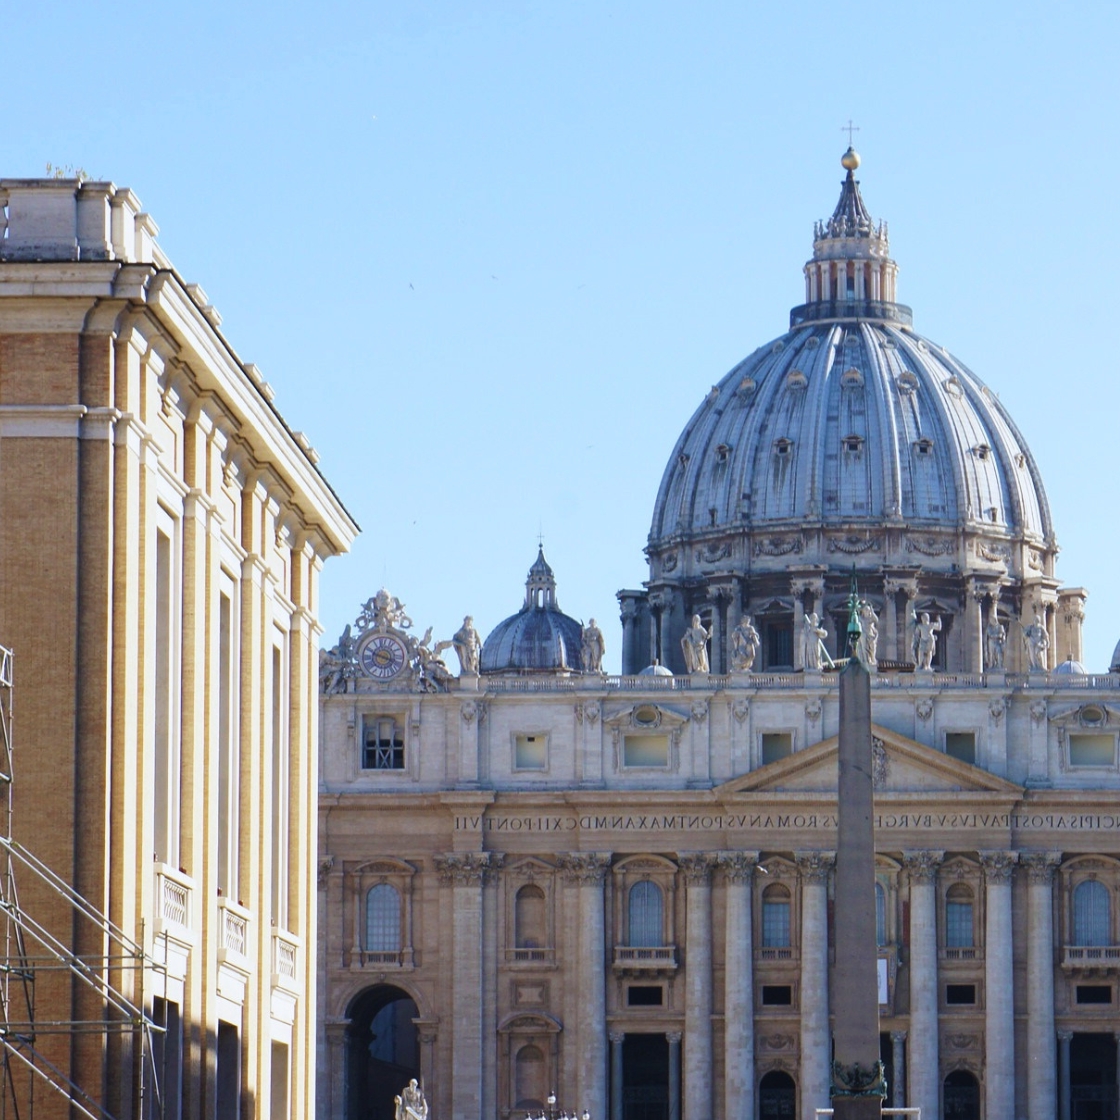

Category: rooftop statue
[802, 612, 828, 671]
[453, 615, 483, 675]
[681, 614, 711, 674]
[581, 618, 605, 674]
[912, 611, 942, 672]
[730, 616, 761, 672]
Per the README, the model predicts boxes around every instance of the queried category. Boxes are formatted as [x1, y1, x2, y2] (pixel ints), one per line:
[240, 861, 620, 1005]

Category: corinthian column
[796, 851, 834, 1115]
[1022, 852, 1062, 1120]
[434, 852, 500, 1120]
[981, 851, 1019, 1120]
[560, 853, 612, 1120]
[903, 851, 943, 1120]
[720, 852, 758, 1120]
[679, 853, 716, 1119]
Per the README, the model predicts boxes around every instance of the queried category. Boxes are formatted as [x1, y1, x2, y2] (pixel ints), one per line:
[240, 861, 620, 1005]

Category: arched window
[628, 881, 663, 947]
[1073, 880, 1111, 947]
[946, 883, 974, 948]
[762, 883, 791, 948]
[365, 884, 401, 953]
[515, 885, 547, 949]
[943, 1070, 980, 1120]
[514, 1044, 546, 1110]
[875, 882, 887, 946]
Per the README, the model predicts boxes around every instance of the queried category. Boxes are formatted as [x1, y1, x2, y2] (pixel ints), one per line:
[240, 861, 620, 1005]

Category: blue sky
[9, 1, 1120, 671]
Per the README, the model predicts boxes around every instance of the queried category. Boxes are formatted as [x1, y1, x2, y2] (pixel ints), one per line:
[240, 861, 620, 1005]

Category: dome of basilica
[617, 151, 1083, 678]
[480, 548, 584, 674]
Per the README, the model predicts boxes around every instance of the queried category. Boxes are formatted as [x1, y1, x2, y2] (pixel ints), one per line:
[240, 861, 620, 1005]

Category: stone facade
[0, 178, 357, 1119]
[318, 152, 1120, 1120]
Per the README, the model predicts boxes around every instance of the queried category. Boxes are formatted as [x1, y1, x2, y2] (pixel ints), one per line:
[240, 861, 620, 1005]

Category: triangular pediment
[716, 724, 1022, 797]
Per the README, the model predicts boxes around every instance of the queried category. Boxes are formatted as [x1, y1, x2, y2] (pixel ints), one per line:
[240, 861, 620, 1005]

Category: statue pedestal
[455, 672, 480, 692]
[986, 670, 1007, 685]
[831, 1099, 882, 1119]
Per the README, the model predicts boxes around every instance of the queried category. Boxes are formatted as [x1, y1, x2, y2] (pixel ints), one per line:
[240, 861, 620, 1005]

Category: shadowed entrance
[346, 985, 421, 1120]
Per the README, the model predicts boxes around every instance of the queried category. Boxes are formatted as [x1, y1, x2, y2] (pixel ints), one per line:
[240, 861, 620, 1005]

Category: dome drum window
[913, 438, 934, 458]
[715, 443, 732, 464]
[841, 368, 864, 388]
[773, 438, 794, 458]
[785, 370, 807, 388]
[972, 444, 992, 461]
[842, 434, 865, 455]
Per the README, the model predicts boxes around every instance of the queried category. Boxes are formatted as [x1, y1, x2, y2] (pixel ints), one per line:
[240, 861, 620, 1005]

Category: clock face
[360, 634, 408, 680]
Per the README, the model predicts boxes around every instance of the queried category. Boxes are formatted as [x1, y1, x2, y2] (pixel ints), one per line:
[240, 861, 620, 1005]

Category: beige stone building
[318, 152, 1120, 1120]
[0, 177, 357, 1119]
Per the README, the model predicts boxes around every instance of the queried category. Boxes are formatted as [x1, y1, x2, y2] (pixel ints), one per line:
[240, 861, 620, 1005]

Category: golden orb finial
[841, 146, 861, 172]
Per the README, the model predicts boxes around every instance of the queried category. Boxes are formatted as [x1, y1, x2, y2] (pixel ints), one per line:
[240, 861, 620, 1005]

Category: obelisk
[831, 592, 886, 1118]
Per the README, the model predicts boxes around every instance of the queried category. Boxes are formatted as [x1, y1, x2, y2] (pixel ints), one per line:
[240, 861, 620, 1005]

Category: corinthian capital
[795, 851, 835, 882]
[434, 851, 500, 885]
[1020, 851, 1063, 884]
[719, 851, 760, 883]
[558, 852, 612, 884]
[979, 850, 1019, 884]
[902, 850, 944, 882]
[677, 852, 717, 884]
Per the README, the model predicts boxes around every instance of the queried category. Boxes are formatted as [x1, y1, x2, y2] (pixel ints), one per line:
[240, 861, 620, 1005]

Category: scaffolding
[0, 645, 164, 1120]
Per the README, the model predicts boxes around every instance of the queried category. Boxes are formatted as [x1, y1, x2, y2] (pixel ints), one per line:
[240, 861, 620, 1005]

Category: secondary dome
[618, 151, 1082, 678]
[480, 548, 584, 674]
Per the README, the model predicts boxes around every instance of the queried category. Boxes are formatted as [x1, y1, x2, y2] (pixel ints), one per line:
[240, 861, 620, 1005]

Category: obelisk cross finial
[841, 119, 860, 147]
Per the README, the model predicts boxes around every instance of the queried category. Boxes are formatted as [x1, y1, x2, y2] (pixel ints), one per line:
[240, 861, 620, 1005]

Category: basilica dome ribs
[620, 150, 1084, 677]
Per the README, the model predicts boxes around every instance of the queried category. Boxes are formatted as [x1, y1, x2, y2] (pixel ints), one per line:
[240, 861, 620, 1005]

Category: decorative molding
[731, 698, 750, 724]
[696, 541, 731, 563]
[719, 851, 759, 883]
[433, 852, 503, 885]
[872, 736, 889, 788]
[905, 536, 955, 557]
[558, 853, 612, 885]
[979, 850, 1018, 884]
[805, 698, 822, 724]
[754, 535, 803, 558]
[976, 541, 1012, 563]
[661, 551, 678, 573]
[1030, 700, 1047, 727]
[915, 698, 933, 723]
[317, 857, 334, 886]
[988, 698, 1008, 723]
[795, 851, 835, 882]
[1020, 852, 1062, 884]
[828, 535, 881, 554]
[690, 700, 709, 724]
[677, 853, 717, 885]
[902, 851, 944, 882]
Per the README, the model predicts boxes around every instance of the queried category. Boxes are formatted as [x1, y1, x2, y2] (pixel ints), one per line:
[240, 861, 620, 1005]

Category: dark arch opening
[346, 985, 421, 1120]
[943, 1069, 980, 1120]
[758, 1070, 795, 1119]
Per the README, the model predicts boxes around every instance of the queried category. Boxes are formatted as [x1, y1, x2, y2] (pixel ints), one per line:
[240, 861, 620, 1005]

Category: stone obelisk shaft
[832, 658, 882, 1119]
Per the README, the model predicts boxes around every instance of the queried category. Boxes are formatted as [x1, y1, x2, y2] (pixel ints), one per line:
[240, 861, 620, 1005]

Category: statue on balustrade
[855, 601, 879, 669]
[581, 618, 606, 673]
[985, 616, 1007, 670]
[912, 611, 942, 671]
[681, 614, 711, 673]
[453, 615, 482, 674]
[801, 611, 828, 671]
[1023, 610, 1050, 671]
[730, 616, 761, 672]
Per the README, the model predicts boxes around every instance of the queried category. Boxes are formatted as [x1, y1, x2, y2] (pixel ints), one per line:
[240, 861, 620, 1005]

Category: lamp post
[547, 1091, 557, 1120]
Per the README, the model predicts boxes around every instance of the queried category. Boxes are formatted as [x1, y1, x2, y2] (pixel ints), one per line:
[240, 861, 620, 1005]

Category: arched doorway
[943, 1070, 980, 1120]
[346, 985, 421, 1120]
[758, 1070, 795, 1119]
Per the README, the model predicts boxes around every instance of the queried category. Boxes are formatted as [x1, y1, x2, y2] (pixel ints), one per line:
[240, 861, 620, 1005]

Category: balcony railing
[273, 931, 300, 990]
[217, 899, 250, 968]
[506, 947, 557, 965]
[613, 946, 678, 971]
[1063, 945, 1120, 968]
[154, 866, 193, 941]
[940, 947, 982, 961]
[756, 946, 798, 963]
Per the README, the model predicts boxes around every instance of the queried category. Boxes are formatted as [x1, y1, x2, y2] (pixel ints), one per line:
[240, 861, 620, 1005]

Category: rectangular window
[1069, 734, 1115, 768]
[623, 735, 669, 768]
[627, 985, 664, 1007]
[153, 514, 181, 867]
[271, 640, 289, 927]
[363, 717, 405, 770]
[217, 587, 238, 897]
[762, 901, 791, 948]
[1076, 985, 1112, 1005]
[761, 985, 792, 1006]
[945, 984, 976, 1005]
[946, 902, 974, 948]
[945, 732, 976, 764]
[514, 734, 547, 771]
[764, 621, 793, 669]
[761, 732, 792, 765]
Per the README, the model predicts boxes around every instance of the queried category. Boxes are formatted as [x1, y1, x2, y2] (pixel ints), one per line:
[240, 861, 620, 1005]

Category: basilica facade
[317, 151, 1120, 1120]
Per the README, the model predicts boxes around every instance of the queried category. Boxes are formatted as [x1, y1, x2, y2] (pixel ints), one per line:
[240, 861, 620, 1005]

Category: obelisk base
[832, 1098, 882, 1120]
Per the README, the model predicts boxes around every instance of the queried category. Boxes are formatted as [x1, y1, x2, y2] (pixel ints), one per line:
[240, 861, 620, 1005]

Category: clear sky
[8, 1, 1119, 672]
